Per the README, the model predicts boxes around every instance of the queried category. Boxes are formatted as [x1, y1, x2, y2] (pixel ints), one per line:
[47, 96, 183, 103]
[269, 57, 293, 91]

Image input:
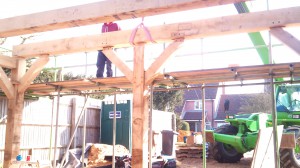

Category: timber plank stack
[175, 143, 203, 159]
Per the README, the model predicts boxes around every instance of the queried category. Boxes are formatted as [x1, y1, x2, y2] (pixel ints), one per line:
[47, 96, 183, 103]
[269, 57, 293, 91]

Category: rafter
[0, 0, 249, 38]
[13, 7, 300, 58]
[18, 56, 49, 93]
[102, 49, 133, 82]
[145, 39, 184, 85]
[270, 27, 300, 55]
[0, 67, 14, 99]
[0, 55, 17, 68]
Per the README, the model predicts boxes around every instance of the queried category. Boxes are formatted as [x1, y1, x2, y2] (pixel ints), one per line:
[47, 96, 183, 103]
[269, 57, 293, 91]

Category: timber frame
[0, 1, 300, 168]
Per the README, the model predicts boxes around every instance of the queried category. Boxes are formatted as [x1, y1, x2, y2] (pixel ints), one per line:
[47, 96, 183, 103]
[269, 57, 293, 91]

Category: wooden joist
[0, 0, 249, 38]
[12, 6, 300, 58]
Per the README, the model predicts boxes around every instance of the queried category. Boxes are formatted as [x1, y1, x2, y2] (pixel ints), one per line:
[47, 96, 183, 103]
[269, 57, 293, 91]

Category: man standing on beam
[96, 22, 120, 78]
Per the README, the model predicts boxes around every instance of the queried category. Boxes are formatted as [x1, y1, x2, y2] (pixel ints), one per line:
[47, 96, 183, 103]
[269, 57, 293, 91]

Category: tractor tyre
[280, 127, 300, 168]
[212, 124, 243, 163]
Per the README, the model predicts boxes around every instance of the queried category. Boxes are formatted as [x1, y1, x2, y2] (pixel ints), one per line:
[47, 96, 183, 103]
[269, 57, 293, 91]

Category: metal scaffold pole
[112, 93, 117, 168]
[270, 74, 279, 168]
[149, 84, 154, 168]
[59, 95, 89, 168]
[82, 95, 88, 168]
[267, 0, 279, 165]
[49, 97, 55, 161]
[53, 86, 61, 168]
[202, 84, 206, 168]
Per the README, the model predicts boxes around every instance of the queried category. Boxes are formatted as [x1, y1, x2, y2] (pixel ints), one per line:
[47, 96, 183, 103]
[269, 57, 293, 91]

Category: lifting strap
[129, 17, 156, 45]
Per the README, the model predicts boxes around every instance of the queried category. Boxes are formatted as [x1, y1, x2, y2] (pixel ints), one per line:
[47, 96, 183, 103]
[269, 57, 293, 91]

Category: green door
[101, 100, 131, 150]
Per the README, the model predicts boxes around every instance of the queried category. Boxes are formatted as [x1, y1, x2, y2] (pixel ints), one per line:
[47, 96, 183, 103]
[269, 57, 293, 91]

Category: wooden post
[4, 58, 26, 168]
[131, 45, 149, 168]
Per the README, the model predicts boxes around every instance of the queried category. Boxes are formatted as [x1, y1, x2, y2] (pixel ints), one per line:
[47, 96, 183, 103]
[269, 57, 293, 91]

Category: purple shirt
[102, 22, 120, 33]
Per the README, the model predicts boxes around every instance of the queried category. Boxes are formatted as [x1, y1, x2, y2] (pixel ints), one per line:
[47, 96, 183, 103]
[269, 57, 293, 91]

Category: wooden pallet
[176, 144, 204, 158]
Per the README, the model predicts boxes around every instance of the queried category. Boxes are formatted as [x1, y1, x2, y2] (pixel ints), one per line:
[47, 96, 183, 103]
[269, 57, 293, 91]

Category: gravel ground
[176, 151, 253, 168]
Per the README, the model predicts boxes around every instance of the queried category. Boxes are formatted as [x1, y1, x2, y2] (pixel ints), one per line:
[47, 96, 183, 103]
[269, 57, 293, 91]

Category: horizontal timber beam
[0, 0, 249, 37]
[13, 7, 300, 58]
[0, 55, 17, 68]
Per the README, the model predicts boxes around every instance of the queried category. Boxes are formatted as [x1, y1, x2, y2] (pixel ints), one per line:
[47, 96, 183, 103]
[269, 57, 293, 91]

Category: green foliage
[153, 87, 184, 112]
[34, 70, 91, 83]
[175, 114, 182, 131]
[33, 68, 56, 83]
[63, 72, 88, 81]
[178, 121, 190, 131]
[175, 113, 188, 131]
[89, 93, 105, 100]
[3, 67, 11, 76]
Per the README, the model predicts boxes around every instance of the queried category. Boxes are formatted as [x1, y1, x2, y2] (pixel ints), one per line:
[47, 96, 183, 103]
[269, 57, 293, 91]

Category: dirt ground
[176, 152, 253, 168]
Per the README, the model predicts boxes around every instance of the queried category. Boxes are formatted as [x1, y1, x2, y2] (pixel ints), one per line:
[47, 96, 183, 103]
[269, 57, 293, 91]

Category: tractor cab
[276, 84, 300, 127]
[277, 84, 300, 113]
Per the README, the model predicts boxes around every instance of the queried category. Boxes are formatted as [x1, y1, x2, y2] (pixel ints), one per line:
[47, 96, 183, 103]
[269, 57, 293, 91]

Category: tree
[153, 88, 184, 112]
[178, 120, 190, 131]
[152, 86, 184, 131]
[239, 93, 272, 113]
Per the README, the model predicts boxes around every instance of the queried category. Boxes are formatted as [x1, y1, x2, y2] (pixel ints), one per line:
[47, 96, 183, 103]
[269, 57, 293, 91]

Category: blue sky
[0, 0, 300, 94]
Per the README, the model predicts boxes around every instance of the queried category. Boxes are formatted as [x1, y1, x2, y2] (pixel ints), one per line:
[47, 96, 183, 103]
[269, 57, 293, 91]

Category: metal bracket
[230, 67, 239, 80]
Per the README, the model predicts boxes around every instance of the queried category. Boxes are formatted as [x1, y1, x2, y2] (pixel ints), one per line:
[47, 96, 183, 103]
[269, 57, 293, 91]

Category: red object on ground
[26, 155, 31, 161]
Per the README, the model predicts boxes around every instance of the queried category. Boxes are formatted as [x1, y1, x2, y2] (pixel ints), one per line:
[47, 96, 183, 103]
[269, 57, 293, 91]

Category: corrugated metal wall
[0, 96, 101, 163]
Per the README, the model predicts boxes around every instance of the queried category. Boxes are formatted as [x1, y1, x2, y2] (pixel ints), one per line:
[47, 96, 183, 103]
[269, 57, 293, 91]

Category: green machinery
[209, 84, 300, 167]
[208, 2, 300, 167]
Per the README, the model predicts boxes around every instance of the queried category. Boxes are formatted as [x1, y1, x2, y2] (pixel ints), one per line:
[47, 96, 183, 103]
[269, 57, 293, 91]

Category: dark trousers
[96, 50, 112, 77]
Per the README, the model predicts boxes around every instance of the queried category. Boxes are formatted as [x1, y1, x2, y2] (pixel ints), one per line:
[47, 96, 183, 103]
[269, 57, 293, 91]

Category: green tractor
[209, 83, 300, 167]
